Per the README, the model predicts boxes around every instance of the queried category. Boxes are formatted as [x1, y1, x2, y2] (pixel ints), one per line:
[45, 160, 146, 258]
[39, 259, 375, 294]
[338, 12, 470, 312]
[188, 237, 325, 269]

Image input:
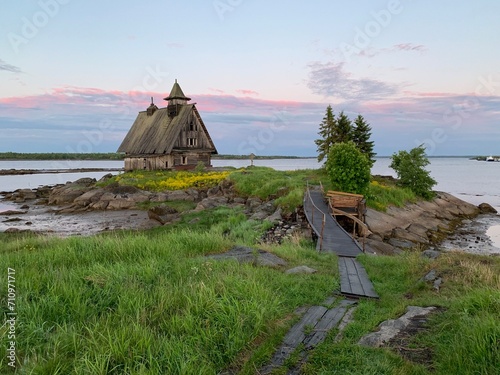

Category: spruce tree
[352, 114, 376, 167]
[315, 105, 336, 162]
[334, 111, 353, 144]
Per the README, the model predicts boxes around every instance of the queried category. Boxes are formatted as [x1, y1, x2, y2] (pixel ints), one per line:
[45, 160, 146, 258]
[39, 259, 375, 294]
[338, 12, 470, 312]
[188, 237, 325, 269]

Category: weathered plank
[304, 300, 356, 349]
[338, 257, 379, 299]
[282, 305, 327, 347]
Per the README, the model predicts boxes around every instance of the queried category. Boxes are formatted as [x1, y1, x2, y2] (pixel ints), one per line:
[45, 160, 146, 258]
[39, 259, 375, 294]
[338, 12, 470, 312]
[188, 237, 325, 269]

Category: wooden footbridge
[303, 187, 378, 299]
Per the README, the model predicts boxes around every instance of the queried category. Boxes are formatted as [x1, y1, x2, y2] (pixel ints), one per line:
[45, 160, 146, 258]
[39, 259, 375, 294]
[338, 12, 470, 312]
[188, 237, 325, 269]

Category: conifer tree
[334, 111, 353, 144]
[352, 114, 376, 167]
[315, 105, 336, 162]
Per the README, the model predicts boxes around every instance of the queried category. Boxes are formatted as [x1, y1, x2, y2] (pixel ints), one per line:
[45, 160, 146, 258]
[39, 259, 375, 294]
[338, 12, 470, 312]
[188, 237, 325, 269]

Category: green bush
[325, 141, 371, 194]
[390, 145, 437, 199]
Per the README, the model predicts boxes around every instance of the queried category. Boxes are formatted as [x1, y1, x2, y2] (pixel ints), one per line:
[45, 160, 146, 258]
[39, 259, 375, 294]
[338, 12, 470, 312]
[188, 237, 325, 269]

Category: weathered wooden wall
[124, 152, 212, 171]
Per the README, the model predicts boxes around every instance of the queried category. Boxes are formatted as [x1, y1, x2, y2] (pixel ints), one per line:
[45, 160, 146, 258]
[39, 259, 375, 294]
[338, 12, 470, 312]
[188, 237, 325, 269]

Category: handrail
[329, 202, 370, 252]
[304, 187, 326, 251]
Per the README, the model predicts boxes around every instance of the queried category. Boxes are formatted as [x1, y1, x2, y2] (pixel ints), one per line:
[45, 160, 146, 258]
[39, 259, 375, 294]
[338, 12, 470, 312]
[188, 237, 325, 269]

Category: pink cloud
[236, 89, 259, 96]
[208, 87, 225, 95]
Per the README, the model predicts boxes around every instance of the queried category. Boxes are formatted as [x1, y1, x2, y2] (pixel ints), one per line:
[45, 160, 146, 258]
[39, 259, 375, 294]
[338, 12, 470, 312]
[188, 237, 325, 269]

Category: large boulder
[478, 202, 497, 214]
[148, 205, 179, 224]
[48, 178, 96, 205]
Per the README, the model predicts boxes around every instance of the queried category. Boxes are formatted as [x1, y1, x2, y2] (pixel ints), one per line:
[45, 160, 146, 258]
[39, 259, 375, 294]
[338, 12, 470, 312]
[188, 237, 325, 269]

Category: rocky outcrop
[148, 204, 180, 225]
[365, 192, 481, 254]
[358, 306, 437, 348]
[478, 202, 497, 214]
[48, 178, 97, 205]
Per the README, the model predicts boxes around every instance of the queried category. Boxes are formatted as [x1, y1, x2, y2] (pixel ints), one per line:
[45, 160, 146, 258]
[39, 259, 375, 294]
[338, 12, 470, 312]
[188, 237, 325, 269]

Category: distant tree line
[0, 152, 125, 160]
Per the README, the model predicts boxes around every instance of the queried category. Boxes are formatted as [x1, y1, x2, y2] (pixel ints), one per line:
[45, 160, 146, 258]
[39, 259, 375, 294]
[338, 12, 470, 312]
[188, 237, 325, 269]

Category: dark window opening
[181, 156, 188, 165]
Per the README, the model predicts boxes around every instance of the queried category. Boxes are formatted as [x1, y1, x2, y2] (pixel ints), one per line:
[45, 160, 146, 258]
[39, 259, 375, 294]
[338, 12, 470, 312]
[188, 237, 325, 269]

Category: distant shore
[0, 152, 488, 161]
[0, 168, 123, 176]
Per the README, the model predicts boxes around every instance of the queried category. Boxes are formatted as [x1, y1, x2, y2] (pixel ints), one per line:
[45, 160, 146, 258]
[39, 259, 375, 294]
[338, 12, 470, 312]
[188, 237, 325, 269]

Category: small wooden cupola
[164, 79, 191, 117]
[146, 97, 158, 116]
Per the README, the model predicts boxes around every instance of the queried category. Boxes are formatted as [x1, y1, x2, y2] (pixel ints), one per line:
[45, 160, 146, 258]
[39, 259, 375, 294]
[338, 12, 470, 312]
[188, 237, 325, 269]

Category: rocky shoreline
[1, 176, 499, 255]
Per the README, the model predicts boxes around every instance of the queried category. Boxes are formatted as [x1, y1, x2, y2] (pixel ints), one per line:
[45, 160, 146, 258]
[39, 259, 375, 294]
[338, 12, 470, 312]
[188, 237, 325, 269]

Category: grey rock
[207, 186, 221, 197]
[166, 190, 194, 201]
[266, 208, 282, 223]
[206, 246, 287, 268]
[195, 196, 228, 210]
[392, 227, 429, 244]
[98, 173, 113, 182]
[388, 238, 416, 249]
[250, 210, 269, 221]
[285, 265, 317, 274]
[478, 202, 497, 214]
[433, 278, 442, 291]
[421, 250, 441, 259]
[422, 269, 437, 282]
[246, 197, 263, 210]
[1, 210, 27, 216]
[358, 306, 436, 348]
[148, 204, 179, 224]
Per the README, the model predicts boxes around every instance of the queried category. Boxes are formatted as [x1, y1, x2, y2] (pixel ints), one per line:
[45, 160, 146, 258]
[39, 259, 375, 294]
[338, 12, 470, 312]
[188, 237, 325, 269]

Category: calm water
[0, 158, 499, 210]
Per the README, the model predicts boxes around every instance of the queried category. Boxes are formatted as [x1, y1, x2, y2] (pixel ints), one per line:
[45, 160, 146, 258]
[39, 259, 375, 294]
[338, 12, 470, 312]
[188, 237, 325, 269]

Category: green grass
[2, 167, 496, 374]
[0, 210, 336, 374]
[302, 252, 500, 375]
[366, 176, 417, 211]
[228, 167, 326, 213]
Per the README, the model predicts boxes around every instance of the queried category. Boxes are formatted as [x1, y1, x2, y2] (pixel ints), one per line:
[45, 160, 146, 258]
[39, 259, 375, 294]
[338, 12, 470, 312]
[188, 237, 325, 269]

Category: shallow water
[486, 224, 500, 248]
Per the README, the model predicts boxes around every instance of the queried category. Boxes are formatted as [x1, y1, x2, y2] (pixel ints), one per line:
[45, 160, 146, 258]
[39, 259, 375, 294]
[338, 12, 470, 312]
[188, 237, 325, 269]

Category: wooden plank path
[304, 190, 363, 257]
[338, 257, 379, 299]
[259, 298, 357, 375]
[304, 188, 379, 300]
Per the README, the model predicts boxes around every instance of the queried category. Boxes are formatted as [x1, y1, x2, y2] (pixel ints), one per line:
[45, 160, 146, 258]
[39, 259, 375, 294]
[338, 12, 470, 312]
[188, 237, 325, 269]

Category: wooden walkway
[304, 190, 362, 257]
[304, 188, 379, 300]
[259, 297, 357, 374]
[338, 257, 379, 299]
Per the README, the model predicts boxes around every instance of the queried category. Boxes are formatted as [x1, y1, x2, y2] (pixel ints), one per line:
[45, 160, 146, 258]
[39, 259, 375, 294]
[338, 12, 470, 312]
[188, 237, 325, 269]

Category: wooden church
[117, 80, 217, 171]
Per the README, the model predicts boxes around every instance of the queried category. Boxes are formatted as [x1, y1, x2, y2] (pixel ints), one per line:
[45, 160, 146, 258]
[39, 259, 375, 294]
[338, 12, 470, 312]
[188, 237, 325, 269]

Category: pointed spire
[163, 80, 191, 102]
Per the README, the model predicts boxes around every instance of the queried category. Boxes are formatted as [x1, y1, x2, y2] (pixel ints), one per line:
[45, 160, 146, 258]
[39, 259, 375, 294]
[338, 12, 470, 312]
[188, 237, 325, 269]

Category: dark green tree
[315, 105, 336, 162]
[326, 141, 371, 194]
[390, 145, 437, 199]
[334, 111, 353, 144]
[352, 114, 376, 167]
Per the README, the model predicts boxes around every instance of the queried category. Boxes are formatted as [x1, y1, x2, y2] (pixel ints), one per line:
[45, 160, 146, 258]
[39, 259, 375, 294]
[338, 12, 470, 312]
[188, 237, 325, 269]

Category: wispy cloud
[392, 43, 426, 52]
[1, 86, 500, 155]
[0, 59, 22, 74]
[236, 89, 259, 96]
[307, 61, 399, 99]
[166, 42, 183, 48]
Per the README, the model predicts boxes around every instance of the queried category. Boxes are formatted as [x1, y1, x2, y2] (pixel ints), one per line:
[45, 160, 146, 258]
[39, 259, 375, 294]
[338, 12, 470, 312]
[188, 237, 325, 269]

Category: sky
[1, 0, 499, 156]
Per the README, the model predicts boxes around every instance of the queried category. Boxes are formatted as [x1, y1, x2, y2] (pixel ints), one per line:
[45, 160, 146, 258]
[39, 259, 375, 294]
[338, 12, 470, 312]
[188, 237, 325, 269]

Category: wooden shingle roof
[117, 104, 217, 155]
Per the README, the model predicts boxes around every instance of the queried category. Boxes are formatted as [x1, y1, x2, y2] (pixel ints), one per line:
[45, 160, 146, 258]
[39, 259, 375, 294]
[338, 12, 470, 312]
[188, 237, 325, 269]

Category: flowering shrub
[113, 171, 230, 191]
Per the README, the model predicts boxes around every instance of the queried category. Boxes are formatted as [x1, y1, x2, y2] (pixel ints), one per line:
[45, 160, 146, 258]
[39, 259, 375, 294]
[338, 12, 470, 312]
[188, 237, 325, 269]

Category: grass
[2, 167, 496, 373]
[0, 209, 336, 374]
[302, 251, 500, 375]
[366, 176, 417, 211]
[98, 166, 418, 214]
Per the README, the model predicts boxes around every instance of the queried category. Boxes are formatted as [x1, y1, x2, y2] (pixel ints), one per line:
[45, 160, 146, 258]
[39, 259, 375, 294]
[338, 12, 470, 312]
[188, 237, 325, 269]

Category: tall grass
[0, 216, 336, 374]
[366, 179, 417, 211]
[303, 252, 500, 375]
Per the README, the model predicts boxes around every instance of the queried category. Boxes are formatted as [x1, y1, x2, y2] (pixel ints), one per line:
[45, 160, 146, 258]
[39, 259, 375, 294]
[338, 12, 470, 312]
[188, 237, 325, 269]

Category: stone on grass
[285, 265, 317, 275]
